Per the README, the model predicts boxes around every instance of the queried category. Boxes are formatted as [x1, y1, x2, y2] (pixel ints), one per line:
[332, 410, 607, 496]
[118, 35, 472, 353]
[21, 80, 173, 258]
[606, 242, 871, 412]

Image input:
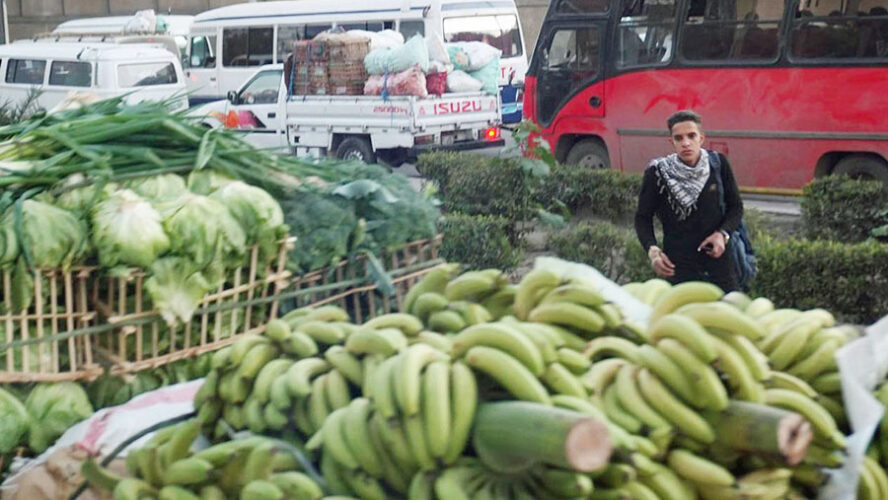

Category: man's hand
[648, 246, 675, 278]
[699, 231, 728, 258]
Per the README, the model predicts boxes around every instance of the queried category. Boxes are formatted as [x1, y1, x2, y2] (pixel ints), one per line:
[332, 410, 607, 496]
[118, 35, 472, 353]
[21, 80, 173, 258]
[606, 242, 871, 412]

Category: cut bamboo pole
[706, 401, 813, 466]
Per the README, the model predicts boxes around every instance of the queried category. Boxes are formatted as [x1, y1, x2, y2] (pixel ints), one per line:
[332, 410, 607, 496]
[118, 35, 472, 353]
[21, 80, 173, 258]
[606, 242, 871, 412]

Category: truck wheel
[565, 139, 610, 169]
[833, 154, 888, 185]
[336, 137, 376, 164]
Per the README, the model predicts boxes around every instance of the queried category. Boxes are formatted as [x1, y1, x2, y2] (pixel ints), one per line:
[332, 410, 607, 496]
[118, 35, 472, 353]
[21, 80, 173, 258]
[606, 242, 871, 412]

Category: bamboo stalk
[705, 401, 813, 466]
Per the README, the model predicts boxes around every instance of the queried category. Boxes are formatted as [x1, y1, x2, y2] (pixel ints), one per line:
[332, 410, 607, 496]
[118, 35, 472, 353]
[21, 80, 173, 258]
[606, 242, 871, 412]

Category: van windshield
[118, 62, 178, 87]
[443, 14, 522, 57]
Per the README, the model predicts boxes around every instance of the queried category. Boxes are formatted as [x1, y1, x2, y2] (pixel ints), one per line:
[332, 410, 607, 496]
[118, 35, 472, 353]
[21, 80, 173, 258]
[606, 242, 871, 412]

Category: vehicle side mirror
[227, 91, 238, 104]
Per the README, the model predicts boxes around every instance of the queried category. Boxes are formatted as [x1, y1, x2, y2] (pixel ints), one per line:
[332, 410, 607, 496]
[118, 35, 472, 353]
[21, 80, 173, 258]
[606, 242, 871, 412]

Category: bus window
[399, 20, 425, 38]
[339, 22, 385, 31]
[681, 1, 784, 61]
[443, 15, 522, 57]
[6, 59, 46, 84]
[223, 27, 273, 67]
[790, 1, 888, 59]
[538, 27, 600, 123]
[306, 25, 331, 39]
[555, 0, 608, 15]
[189, 35, 216, 68]
[277, 25, 305, 61]
[49, 61, 92, 87]
[617, 0, 677, 68]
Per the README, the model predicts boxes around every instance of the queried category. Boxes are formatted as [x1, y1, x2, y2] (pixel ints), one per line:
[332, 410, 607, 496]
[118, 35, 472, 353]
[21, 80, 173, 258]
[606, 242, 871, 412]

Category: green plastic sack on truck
[469, 56, 501, 95]
[364, 34, 430, 75]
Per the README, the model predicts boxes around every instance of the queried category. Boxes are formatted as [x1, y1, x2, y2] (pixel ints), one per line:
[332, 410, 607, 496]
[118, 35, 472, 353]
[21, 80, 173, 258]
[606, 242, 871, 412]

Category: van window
[681, 0, 784, 61]
[306, 25, 331, 39]
[277, 25, 304, 60]
[223, 27, 273, 67]
[339, 22, 386, 32]
[617, 0, 677, 68]
[118, 62, 178, 87]
[189, 35, 217, 68]
[443, 15, 523, 57]
[6, 59, 46, 85]
[399, 21, 425, 38]
[49, 61, 92, 87]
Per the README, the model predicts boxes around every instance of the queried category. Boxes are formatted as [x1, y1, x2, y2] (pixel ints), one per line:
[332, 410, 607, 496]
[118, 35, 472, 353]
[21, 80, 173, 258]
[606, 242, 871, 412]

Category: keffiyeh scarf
[650, 150, 710, 221]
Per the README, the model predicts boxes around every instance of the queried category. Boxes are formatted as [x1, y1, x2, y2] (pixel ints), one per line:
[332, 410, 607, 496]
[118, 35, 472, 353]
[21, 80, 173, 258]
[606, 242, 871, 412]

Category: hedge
[547, 221, 655, 284]
[415, 151, 489, 199]
[535, 165, 643, 222]
[443, 156, 534, 223]
[751, 238, 888, 325]
[440, 214, 522, 271]
[801, 175, 888, 242]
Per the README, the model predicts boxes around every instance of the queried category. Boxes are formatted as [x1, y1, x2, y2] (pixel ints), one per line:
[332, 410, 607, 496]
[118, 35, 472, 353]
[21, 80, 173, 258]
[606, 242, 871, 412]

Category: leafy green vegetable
[0, 387, 29, 454]
[0, 200, 88, 270]
[124, 174, 187, 201]
[187, 169, 235, 196]
[163, 193, 246, 270]
[25, 382, 93, 453]
[209, 181, 287, 261]
[144, 257, 213, 325]
[91, 190, 170, 268]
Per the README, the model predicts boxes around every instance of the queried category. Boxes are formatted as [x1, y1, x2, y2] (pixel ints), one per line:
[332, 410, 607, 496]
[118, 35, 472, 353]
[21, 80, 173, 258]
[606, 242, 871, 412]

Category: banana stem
[472, 401, 613, 474]
[704, 401, 813, 466]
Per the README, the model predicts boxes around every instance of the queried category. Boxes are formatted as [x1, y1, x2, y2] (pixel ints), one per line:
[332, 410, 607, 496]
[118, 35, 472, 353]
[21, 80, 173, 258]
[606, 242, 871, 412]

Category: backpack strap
[708, 149, 727, 215]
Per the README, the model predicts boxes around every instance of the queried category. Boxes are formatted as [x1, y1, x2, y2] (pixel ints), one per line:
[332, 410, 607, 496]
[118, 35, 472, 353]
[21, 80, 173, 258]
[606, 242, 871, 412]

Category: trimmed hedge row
[534, 164, 643, 222]
[547, 221, 654, 284]
[439, 214, 522, 271]
[801, 175, 888, 242]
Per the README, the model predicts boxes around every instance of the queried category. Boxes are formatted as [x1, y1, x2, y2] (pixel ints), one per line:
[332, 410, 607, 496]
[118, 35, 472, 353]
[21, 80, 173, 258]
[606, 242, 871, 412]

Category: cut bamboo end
[780, 415, 813, 466]
[564, 418, 613, 473]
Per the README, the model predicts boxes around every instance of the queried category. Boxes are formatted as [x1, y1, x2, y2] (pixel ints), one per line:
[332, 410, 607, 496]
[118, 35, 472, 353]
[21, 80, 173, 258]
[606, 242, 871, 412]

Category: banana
[160, 420, 200, 468]
[363, 313, 424, 336]
[373, 412, 416, 470]
[452, 323, 545, 376]
[708, 329, 771, 382]
[636, 278, 672, 306]
[236, 343, 279, 380]
[758, 309, 803, 334]
[597, 463, 638, 487]
[323, 369, 354, 410]
[291, 396, 314, 436]
[433, 466, 477, 500]
[245, 397, 267, 434]
[745, 297, 775, 318]
[596, 303, 624, 329]
[395, 344, 450, 416]
[305, 305, 350, 323]
[504, 322, 561, 364]
[412, 330, 454, 353]
[657, 338, 728, 411]
[637, 367, 715, 444]
[448, 301, 493, 326]
[787, 339, 840, 381]
[241, 480, 284, 500]
[196, 399, 221, 428]
[222, 403, 246, 430]
[791, 465, 829, 489]
[82, 458, 124, 492]
[427, 310, 467, 333]
[296, 321, 347, 345]
[199, 485, 226, 500]
[367, 419, 411, 494]
[584, 336, 641, 363]
[767, 319, 823, 371]
[464, 345, 551, 404]
[307, 375, 331, 431]
[481, 285, 516, 320]
[444, 361, 478, 464]
[113, 478, 158, 500]
[635, 344, 694, 402]
[269, 375, 292, 410]
[192, 438, 263, 467]
[541, 362, 587, 398]
[582, 357, 629, 397]
[211, 346, 233, 369]
[402, 264, 460, 313]
[620, 481, 661, 500]
[319, 449, 353, 496]
[550, 325, 588, 351]
[285, 358, 330, 397]
[811, 372, 842, 395]
[280, 331, 319, 358]
[342, 398, 384, 477]
[638, 460, 694, 500]
[403, 414, 436, 471]
[527, 302, 605, 334]
[408, 471, 435, 500]
[818, 394, 847, 430]
[650, 281, 724, 322]
[162, 457, 214, 486]
[229, 335, 271, 366]
[534, 467, 594, 497]
[764, 389, 845, 447]
[193, 369, 219, 408]
[444, 272, 497, 301]
[361, 354, 383, 401]
[412, 292, 449, 322]
[253, 359, 294, 404]
[766, 371, 819, 399]
[722, 291, 752, 310]
[710, 334, 765, 402]
[371, 355, 400, 419]
[539, 283, 606, 307]
[263, 319, 291, 343]
[269, 472, 324, 500]
[556, 347, 591, 374]
[422, 361, 451, 459]
[614, 364, 672, 430]
[865, 455, 888, 500]
[676, 301, 766, 340]
[322, 406, 361, 470]
[603, 384, 644, 434]
[324, 345, 364, 386]
[514, 269, 563, 320]
[667, 449, 736, 486]
[649, 314, 718, 363]
[804, 443, 845, 468]
[158, 486, 201, 500]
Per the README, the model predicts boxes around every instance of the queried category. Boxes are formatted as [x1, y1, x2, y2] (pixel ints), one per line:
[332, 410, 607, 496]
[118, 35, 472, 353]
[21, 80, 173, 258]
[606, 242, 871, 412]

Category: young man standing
[634, 110, 743, 291]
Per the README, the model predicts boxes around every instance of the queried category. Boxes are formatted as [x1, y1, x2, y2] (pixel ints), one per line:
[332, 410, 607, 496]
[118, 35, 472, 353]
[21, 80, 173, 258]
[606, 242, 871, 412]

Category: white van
[53, 15, 194, 58]
[0, 40, 188, 113]
[184, 0, 527, 121]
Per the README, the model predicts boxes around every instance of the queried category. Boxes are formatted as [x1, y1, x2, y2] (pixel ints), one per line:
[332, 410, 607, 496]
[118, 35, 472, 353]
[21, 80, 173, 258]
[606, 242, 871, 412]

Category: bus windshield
[443, 14, 522, 57]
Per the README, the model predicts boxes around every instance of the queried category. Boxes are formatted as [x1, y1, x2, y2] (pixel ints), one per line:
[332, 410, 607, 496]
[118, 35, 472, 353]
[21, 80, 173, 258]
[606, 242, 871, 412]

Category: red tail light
[483, 127, 500, 141]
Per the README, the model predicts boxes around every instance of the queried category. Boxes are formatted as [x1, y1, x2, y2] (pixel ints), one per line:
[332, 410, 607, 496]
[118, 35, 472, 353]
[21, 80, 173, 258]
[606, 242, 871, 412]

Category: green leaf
[363, 250, 395, 297]
[536, 208, 566, 229]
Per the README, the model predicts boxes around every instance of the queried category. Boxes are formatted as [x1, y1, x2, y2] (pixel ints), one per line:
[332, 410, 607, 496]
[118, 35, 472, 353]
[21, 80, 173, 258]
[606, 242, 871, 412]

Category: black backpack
[708, 150, 757, 290]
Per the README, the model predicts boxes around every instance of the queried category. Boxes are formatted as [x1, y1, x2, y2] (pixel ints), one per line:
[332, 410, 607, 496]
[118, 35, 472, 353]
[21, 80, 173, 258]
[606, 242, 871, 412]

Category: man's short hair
[667, 110, 702, 133]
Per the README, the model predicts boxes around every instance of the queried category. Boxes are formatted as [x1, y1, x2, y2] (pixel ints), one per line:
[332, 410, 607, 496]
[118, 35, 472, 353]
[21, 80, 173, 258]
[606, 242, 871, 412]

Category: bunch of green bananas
[81, 419, 325, 500]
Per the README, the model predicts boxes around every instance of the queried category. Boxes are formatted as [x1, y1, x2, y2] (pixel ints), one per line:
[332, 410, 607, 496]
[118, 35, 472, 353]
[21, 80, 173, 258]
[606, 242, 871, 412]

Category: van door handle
[589, 96, 602, 108]
[210, 77, 217, 82]
[268, 112, 277, 118]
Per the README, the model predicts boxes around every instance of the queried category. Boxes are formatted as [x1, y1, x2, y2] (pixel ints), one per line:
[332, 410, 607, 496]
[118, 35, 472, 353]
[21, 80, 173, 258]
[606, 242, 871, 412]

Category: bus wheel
[565, 140, 610, 169]
[833, 155, 888, 185]
[336, 136, 376, 164]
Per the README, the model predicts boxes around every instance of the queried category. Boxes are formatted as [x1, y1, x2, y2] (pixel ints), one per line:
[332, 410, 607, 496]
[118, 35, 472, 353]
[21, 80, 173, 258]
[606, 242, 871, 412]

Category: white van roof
[53, 15, 194, 36]
[193, 0, 517, 25]
[3, 40, 179, 62]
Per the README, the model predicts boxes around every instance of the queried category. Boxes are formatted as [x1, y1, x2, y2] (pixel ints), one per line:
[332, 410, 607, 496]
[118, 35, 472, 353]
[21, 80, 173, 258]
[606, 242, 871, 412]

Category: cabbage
[0, 387, 29, 454]
[53, 174, 116, 214]
[91, 189, 170, 268]
[164, 193, 247, 268]
[209, 181, 287, 259]
[0, 200, 89, 270]
[124, 174, 187, 201]
[187, 170, 236, 196]
[144, 257, 213, 325]
[25, 382, 93, 453]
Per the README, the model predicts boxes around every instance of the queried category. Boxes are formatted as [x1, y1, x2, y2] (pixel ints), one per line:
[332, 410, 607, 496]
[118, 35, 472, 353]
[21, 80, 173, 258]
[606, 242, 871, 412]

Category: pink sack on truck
[364, 67, 429, 98]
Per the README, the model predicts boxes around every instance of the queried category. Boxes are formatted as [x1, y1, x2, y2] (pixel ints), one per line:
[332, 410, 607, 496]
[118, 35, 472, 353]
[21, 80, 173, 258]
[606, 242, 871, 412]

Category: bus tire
[565, 139, 610, 169]
[336, 136, 376, 164]
[833, 154, 888, 185]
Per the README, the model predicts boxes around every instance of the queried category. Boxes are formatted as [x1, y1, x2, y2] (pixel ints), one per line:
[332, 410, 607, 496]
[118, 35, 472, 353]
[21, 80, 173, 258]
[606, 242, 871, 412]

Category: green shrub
[415, 151, 489, 198]
[444, 157, 534, 223]
[801, 175, 888, 242]
[535, 166, 643, 222]
[752, 237, 888, 324]
[440, 214, 522, 271]
[547, 221, 654, 284]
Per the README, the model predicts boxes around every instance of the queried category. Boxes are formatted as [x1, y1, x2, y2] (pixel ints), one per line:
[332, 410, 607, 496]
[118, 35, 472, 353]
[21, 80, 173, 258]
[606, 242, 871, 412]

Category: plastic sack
[446, 70, 483, 93]
[426, 29, 451, 64]
[364, 67, 428, 98]
[124, 10, 157, 33]
[364, 34, 430, 75]
[348, 30, 405, 51]
[446, 41, 502, 71]
[428, 60, 452, 74]
[468, 56, 501, 95]
[426, 72, 447, 97]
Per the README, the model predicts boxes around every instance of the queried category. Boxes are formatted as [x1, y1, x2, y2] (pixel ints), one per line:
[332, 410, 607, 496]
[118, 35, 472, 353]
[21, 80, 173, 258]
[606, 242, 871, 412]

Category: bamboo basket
[0, 267, 101, 383]
[92, 240, 293, 375]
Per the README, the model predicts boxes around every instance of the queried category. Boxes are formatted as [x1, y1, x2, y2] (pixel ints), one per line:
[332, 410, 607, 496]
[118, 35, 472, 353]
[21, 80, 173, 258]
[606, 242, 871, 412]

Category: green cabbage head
[91, 189, 170, 268]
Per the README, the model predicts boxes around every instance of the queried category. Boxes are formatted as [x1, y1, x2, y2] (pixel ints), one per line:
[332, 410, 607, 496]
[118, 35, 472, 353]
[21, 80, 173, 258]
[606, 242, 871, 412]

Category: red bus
[523, 0, 888, 193]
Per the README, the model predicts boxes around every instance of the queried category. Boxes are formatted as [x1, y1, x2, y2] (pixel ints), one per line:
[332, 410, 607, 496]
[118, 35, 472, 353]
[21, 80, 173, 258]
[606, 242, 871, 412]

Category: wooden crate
[93, 240, 293, 375]
[0, 267, 101, 383]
